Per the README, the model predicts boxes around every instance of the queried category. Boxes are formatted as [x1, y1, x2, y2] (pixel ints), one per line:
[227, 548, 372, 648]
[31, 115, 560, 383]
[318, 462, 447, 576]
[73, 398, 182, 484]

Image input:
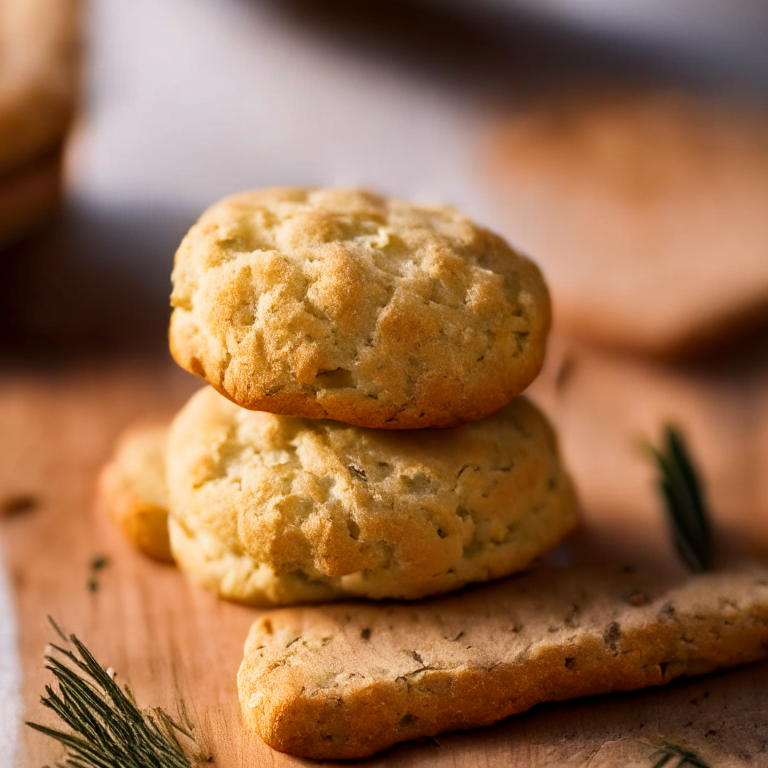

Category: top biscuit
[170, 188, 550, 429]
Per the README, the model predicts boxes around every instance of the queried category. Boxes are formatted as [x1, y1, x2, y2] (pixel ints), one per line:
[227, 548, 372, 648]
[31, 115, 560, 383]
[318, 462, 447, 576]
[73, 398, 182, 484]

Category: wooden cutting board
[1, 333, 767, 767]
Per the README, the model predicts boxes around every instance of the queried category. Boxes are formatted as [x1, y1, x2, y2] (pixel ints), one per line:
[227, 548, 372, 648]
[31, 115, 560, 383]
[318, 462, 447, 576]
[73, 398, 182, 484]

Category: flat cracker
[238, 564, 768, 758]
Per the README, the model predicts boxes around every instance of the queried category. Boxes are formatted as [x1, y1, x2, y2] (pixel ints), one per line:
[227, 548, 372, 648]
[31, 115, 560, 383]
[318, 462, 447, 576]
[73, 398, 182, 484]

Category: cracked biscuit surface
[166, 386, 577, 605]
[170, 188, 550, 428]
[238, 564, 768, 759]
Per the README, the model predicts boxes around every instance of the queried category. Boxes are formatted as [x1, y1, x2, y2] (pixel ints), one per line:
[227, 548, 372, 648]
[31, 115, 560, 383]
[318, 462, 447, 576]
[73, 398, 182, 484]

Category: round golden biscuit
[166, 386, 578, 606]
[0, 0, 80, 175]
[98, 422, 173, 563]
[170, 188, 550, 429]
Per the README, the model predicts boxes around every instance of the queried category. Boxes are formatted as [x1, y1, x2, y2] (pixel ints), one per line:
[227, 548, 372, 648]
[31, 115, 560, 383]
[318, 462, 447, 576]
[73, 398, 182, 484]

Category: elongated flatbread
[238, 564, 768, 758]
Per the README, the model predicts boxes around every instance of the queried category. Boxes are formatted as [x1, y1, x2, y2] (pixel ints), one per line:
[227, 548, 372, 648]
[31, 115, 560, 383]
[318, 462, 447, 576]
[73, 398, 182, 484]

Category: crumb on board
[554, 354, 577, 394]
[1, 494, 40, 516]
[87, 555, 110, 592]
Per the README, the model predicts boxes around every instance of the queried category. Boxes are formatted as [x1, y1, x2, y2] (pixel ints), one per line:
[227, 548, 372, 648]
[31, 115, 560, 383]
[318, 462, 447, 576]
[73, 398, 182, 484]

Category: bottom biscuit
[167, 387, 578, 605]
[238, 564, 768, 759]
[98, 422, 172, 562]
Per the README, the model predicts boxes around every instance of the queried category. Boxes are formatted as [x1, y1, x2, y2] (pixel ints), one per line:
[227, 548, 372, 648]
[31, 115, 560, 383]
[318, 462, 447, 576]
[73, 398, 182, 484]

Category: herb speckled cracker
[238, 564, 768, 758]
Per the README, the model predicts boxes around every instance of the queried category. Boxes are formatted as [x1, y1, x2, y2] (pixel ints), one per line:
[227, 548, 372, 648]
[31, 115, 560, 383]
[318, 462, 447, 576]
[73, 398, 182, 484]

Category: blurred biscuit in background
[486, 90, 768, 357]
[0, 0, 81, 246]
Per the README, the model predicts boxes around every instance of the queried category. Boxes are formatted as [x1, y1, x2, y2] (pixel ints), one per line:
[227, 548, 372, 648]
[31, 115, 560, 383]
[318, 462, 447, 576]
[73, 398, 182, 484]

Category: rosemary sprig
[645, 738, 711, 768]
[27, 618, 204, 768]
[647, 425, 713, 573]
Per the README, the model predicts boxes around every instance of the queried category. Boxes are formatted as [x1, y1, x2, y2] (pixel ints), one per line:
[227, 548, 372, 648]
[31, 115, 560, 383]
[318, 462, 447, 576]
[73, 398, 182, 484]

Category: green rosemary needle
[27, 618, 203, 768]
[647, 425, 713, 573]
[645, 738, 711, 768]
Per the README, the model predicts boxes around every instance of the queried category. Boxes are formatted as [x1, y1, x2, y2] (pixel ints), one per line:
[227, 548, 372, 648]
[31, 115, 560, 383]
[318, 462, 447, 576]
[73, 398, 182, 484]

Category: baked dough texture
[170, 188, 550, 428]
[166, 386, 577, 605]
[98, 422, 172, 563]
[488, 91, 768, 356]
[0, 0, 80, 175]
[238, 564, 768, 758]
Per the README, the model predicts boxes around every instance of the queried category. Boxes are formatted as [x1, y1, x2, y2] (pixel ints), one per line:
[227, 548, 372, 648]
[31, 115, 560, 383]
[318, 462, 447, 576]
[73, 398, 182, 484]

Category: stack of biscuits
[0, 0, 80, 248]
[102, 187, 578, 605]
[99, 188, 768, 760]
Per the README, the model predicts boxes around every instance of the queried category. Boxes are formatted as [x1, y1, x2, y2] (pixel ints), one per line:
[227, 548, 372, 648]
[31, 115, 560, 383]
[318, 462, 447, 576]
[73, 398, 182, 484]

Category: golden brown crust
[238, 564, 768, 759]
[169, 187, 550, 428]
[98, 422, 172, 563]
[167, 386, 577, 605]
[0, 0, 81, 175]
[487, 91, 768, 357]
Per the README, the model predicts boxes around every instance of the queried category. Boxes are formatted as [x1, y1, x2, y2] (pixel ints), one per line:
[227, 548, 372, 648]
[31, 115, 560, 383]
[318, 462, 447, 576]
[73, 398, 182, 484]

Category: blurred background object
[433, 0, 768, 90]
[0, 0, 80, 247]
[2, 0, 767, 361]
[485, 89, 768, 356]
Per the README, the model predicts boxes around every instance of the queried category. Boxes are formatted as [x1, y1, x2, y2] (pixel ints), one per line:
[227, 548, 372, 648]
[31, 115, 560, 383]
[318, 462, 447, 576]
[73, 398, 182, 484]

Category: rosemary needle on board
[647, 425, 713, 573]
[27, 618, 203, 768]
[645, 738, 712, 768]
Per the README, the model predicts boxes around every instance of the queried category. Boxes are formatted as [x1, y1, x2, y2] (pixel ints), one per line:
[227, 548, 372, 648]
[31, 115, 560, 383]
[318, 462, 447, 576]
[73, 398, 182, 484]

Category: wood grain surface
[1, 330, 767, 766]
